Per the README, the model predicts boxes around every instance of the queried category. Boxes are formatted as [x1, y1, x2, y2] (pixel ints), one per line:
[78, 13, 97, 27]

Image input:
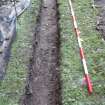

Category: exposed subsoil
[95, 0, 105, 40]
[22, 0, 61, 105]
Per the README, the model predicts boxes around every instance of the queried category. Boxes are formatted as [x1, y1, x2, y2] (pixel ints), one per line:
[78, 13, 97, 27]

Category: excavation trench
[22, 0, 61, 105]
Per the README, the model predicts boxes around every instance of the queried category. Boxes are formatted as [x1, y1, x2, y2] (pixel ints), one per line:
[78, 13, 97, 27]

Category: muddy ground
[95, 0, 105, 40]
[22, 0, 61, 105]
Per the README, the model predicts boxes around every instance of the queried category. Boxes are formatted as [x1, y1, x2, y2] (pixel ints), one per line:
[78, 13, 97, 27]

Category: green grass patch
[0, 0, 40, 104]
[59, 0, 105, 104]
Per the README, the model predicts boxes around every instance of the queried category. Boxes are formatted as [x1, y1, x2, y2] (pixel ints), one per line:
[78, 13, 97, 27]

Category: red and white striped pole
[68, 0, 93, 94]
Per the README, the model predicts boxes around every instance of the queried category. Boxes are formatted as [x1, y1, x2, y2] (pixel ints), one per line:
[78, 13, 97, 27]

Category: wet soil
[95, 0, 105, 40]
[22, 0, 61, 105]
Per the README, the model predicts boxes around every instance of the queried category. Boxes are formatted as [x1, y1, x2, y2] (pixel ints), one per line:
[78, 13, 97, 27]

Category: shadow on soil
[21, 0, 62, 105]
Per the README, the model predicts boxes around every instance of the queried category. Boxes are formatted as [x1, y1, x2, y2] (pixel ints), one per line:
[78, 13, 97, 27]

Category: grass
[0, 0, 40, 104]
[59, 0, 105, 104]
[0, 0, 105, 104]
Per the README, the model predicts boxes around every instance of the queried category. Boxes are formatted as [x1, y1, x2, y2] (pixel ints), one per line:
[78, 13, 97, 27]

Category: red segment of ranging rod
[68, 0, 93, 94]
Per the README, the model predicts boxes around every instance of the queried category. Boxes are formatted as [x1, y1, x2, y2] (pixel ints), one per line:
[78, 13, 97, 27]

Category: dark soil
[96, 9, 105, 40]
[95, 0, 105, 40]
[22, 0, 61, 105]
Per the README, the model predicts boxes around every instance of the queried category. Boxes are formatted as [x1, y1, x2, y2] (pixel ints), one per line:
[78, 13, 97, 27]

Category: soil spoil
[95, 0, 105, 40]
[22, 0, 61, 105]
